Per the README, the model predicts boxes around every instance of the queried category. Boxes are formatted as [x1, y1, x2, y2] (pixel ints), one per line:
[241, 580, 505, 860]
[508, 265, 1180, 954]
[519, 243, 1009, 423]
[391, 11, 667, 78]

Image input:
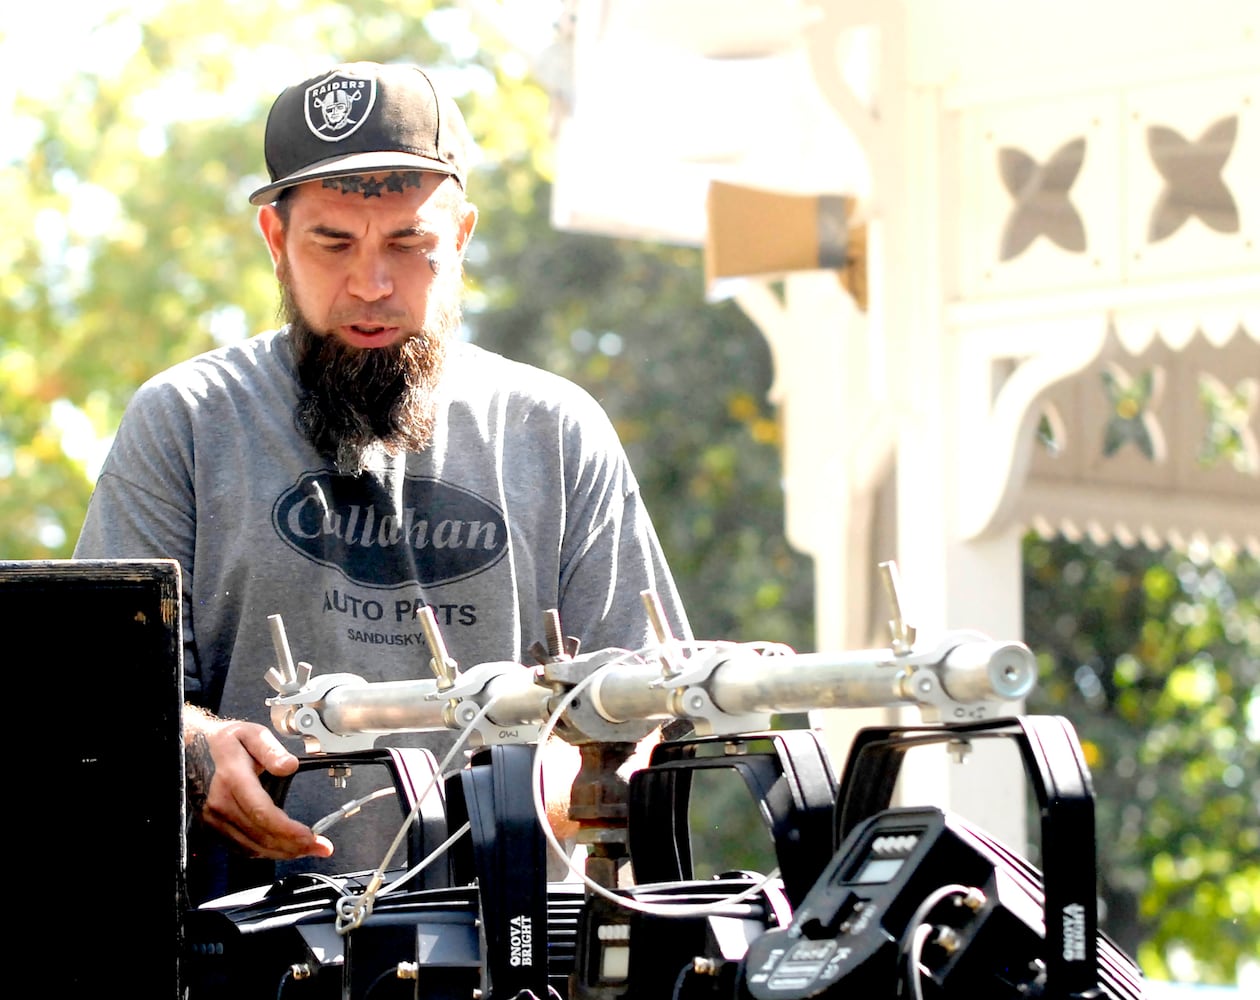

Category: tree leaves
[1024, 535, 1259, 983]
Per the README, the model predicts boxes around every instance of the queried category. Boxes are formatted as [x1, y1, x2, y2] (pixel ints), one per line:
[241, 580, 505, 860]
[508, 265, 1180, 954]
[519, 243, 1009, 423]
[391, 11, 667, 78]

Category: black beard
[281, 279, 459, 475]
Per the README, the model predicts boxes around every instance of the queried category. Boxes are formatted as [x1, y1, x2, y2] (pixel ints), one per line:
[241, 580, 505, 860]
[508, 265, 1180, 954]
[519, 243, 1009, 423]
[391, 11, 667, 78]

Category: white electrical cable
[903, 922, 936, 1000]
[331, 638, 793, 933]
[897, 883, 984, 1000]
[334, 693, 503, 933]
[530, 641, 785, 918]
[311, 786, 398, 836]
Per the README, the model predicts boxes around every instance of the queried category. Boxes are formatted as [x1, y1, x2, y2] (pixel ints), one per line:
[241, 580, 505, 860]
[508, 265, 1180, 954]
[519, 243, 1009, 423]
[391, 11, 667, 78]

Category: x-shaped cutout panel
[998, 137, 1087, 260]
[1147, 116, 1239, 242]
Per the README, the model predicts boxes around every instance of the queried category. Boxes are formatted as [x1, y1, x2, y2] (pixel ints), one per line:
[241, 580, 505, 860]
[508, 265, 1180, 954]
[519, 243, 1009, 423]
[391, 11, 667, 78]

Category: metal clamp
[267, 671, 377, 753]
[650, 644, 776, 736]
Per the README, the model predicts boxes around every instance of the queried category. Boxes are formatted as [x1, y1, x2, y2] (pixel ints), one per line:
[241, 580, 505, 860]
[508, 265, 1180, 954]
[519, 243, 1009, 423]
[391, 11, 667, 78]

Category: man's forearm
[183, 704, 217, 825]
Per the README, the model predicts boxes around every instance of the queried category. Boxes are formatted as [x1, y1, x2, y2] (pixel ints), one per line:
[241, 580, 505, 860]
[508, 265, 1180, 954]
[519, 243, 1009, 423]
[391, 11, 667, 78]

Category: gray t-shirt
[74, 328, 690, 884]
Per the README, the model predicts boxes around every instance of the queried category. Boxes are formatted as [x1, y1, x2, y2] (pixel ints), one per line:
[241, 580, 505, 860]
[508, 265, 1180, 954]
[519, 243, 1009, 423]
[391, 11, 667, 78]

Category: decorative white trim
[956, 316, 1112, 541]
[957, 316, 1259, 549]
[1022, 484, 1260, 557]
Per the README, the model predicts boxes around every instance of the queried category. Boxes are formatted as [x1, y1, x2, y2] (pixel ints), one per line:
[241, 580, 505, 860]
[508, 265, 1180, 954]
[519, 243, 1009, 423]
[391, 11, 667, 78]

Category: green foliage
[1024, 535, 1260, 983]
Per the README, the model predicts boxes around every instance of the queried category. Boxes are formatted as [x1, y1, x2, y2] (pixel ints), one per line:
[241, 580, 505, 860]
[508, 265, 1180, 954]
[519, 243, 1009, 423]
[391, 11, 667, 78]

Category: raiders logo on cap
[305, 72, 378, 142]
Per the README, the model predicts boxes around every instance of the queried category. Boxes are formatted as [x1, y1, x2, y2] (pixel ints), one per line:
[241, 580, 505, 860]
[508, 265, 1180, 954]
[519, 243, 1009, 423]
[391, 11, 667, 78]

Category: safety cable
[311, 786, 398, 836]
[530, 640, 785, 918]
[333, 693, 502, 933]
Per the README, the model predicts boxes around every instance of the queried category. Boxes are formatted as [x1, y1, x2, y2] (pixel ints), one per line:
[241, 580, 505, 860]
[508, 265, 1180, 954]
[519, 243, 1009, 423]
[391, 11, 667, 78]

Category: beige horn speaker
[704, 180, 867, 311]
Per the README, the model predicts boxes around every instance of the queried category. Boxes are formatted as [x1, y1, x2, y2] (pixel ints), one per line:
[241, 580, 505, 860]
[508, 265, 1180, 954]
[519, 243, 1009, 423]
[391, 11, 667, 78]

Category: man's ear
[257, 204, 285, 271]
[456, 202, 478, 257]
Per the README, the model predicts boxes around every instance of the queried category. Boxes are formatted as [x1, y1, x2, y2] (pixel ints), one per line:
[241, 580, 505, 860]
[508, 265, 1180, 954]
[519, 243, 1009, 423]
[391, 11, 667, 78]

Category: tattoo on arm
[185, 732, 215, 821]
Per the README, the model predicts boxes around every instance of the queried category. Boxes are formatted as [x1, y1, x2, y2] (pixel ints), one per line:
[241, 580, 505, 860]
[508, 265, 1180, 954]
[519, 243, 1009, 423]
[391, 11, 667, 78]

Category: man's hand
[184, 704, 334, 861]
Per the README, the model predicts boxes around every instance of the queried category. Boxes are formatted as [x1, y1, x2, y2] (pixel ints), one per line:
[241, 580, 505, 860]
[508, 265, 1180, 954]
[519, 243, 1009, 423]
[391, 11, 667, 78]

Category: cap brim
[248, 150, 462, 205]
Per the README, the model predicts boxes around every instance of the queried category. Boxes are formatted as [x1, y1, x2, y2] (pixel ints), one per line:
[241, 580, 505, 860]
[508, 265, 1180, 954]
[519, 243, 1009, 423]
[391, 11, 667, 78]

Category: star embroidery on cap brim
[997, 137, 1087, 261]
[1146, 116, 1239, 243]
[1100, 363, 1165, 461]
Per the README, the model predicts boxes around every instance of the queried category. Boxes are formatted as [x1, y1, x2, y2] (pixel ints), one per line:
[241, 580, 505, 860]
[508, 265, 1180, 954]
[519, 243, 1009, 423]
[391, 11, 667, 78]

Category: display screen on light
[851, 856, 905, 884]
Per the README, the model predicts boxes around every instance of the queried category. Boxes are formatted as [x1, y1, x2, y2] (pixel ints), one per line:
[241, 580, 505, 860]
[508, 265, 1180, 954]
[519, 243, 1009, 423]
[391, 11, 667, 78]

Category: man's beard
[281, 269, 462, 475]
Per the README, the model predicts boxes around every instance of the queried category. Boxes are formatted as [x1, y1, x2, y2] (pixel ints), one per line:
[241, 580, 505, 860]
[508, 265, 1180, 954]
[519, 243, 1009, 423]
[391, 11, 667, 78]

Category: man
[73, 61, 691, 898]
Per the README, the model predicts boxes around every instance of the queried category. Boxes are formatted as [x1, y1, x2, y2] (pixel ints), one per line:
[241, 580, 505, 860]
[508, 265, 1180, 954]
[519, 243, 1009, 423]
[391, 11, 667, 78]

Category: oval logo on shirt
[272, 470, 508, 587]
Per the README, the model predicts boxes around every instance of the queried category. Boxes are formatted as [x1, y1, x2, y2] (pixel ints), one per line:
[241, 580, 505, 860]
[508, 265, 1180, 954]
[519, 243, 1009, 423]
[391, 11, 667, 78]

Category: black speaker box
[0, 558, 184, 997]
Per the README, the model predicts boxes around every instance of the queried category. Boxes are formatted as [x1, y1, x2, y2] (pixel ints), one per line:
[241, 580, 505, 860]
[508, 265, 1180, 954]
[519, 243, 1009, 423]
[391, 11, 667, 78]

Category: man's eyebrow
[386, 225, 437, 240]
[305, 224, 437, 240]
[307, 224, 355, 240]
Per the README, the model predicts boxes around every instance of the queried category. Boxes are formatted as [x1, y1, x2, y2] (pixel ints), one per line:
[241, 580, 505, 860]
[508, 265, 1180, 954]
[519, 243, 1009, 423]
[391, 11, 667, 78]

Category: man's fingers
[203, 784, 333, 860]
[212, 815, 333, 861]
[237, 723, 301, 778]
[185, 709, 333, 860]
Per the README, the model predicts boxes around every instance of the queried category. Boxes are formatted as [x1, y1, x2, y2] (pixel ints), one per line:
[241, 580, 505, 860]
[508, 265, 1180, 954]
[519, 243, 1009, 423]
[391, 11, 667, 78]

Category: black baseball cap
[248, 61, 470, 206]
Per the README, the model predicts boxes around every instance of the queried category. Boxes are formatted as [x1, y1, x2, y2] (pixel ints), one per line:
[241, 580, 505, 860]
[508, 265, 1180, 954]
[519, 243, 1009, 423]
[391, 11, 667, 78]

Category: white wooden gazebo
[531, 0, 1260, 848]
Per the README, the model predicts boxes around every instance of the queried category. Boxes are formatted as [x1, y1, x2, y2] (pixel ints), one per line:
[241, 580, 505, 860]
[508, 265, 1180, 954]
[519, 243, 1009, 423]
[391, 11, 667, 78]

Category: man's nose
[346, 249, 393, 301]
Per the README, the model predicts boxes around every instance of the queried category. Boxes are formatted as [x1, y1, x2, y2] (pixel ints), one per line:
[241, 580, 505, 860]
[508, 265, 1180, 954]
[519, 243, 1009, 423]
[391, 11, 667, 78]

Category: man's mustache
[325, 306, 412, 329]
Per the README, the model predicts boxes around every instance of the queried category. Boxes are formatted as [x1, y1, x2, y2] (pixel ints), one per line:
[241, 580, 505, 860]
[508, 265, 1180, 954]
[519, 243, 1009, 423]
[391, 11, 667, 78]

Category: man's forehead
[289, 170, 457, 226]
[290, 169, 452, 203]
[314, 169, 432, 199]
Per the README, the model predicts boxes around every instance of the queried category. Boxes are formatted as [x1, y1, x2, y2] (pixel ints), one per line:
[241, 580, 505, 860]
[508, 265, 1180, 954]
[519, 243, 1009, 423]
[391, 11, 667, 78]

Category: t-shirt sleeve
[552, 392, 692, 656]
[560, 487, 692, 652]
[73, 381, 205, 699]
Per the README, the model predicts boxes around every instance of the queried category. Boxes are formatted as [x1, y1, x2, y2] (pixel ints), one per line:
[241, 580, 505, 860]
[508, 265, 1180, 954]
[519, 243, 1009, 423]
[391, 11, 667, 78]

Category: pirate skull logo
[304, 72, 377, 142]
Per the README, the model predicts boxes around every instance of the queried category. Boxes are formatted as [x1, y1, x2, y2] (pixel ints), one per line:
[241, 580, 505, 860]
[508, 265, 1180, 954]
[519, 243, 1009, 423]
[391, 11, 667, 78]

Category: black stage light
[738, 716, 1145, 1000]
